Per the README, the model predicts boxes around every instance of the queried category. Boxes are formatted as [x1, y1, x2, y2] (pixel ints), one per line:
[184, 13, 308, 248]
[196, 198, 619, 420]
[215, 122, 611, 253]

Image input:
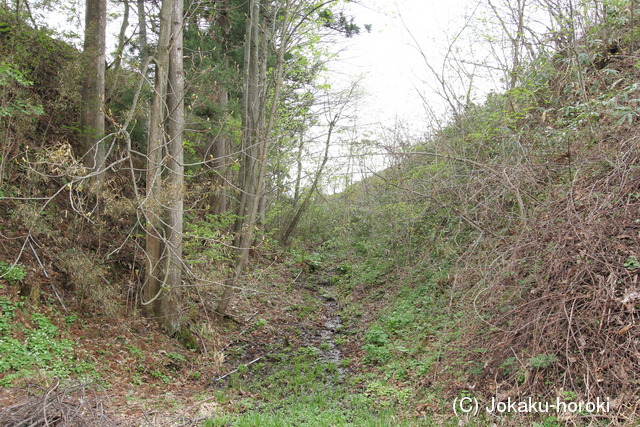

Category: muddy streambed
[214, 273, 349, 385]
[315, 293, 347, 380]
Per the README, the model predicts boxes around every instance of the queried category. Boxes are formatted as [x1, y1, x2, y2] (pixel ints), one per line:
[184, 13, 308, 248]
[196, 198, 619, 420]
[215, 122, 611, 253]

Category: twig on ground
[215, 357, 262, 382]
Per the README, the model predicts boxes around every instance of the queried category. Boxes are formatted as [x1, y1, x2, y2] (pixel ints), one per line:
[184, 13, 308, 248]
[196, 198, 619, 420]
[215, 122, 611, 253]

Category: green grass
[205, 400, 415, 427]
[205, 344, 443, 427]
[200, 250, 473, 426]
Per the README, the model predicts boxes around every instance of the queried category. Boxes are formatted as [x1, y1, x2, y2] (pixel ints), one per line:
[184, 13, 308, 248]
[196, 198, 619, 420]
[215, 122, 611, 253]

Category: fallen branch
[215, 357, 262, 382]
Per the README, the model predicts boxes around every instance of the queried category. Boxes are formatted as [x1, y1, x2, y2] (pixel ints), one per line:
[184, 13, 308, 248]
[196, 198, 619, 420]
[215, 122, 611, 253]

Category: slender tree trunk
[106, 0, 130, 102]
[137, 0, 148, 66]
[216, 0, 293, 315]
[114, 0, 130, 72]
[216, 0, 262, 315]
[344, 130, 353, 190]
[136, 0, 151, 158]
[207, 88, 229, 215]
[293, 130, 304, 204]
[280, 118, 335, 246]
[162, 0, 185, 335]
[143, 0, 172, 318]
[81, 0, 107, 183]
[253, 12, 269, 245]
[280, 80, 359, 245]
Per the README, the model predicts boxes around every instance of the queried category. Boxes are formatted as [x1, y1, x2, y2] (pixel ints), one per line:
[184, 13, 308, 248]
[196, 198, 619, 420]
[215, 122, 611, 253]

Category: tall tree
[137, 0, 148, 65]
[142, 0, 172, 324]
[141, 0, 186, 334]
[280, 82, 360, 246]
[216, 0, 266, 316]
[162, 0, 185, 334]
[80, 0, 107, 182]
[183, 0, 239, 217]
[205, 87, 231, 216]
[215, 0, 364, 314]
[106, 0, 130, 101]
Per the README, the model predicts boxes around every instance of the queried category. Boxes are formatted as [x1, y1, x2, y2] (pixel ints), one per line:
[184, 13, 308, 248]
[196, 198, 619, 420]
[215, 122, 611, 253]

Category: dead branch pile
[0, 379, 215, 427]
[469, 136, 640, 422]
[0, 380, 122, 426]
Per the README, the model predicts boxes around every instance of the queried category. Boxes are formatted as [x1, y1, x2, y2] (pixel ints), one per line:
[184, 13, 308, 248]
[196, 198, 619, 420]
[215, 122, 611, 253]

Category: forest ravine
[2, 0, 640, 426]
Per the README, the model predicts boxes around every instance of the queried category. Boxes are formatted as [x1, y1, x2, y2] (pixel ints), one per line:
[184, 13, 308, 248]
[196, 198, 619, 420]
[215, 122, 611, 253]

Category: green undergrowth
[0, 261, 27, 284]
[0, 295, 94, 386]
[344, 262, 484, 421]
[328, 238, 619, 426]
[205, 343, 466, 427]
[203, 244, 491, 426]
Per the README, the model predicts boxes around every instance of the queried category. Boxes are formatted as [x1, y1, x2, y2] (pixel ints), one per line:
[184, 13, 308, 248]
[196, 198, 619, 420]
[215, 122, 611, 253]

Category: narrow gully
[316, 293, 346, 381]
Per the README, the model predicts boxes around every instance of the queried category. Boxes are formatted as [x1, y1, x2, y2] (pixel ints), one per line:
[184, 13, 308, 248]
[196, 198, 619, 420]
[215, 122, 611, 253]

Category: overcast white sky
[328, 0, 482, 133]
[313, 0, 499, 190]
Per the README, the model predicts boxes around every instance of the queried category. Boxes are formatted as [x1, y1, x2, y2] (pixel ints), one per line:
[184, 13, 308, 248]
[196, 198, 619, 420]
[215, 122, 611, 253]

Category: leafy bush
[383, 308, 415, 333]
[0, 261, 27, 284]
[528, 353, 559, 369]
[288, 248, 324, 272]
[184, 213, 235, 266]
[0, 63, 44, 118]
[364, 326, 389, 347]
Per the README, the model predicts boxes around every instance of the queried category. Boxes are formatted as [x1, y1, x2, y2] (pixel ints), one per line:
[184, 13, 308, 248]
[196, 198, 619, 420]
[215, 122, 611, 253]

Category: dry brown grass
[461, 134, 640, 423]
[56, 248, 121, 317]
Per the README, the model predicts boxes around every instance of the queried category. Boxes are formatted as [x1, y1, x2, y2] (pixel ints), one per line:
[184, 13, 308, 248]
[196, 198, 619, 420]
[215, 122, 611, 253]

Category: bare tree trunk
[280, 118, 335, 246]
[137, 0, 149, 66]
[216, 0, 293, 315]
[280, 80, 359, 245]
[162, 0, 185, 335]
[293, 130, 304, 204]
[143, 0, 172, 318]
[106, 0, 129, 101]
[253, 11, 270, 245]
[81, 0, 106, 183]
[254, 192, 266, 244]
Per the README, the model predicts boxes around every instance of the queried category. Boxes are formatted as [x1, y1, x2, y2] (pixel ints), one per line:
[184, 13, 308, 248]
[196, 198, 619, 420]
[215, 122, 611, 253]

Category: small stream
[214, 272, 348, 385]
[314, 286, 347, 381]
